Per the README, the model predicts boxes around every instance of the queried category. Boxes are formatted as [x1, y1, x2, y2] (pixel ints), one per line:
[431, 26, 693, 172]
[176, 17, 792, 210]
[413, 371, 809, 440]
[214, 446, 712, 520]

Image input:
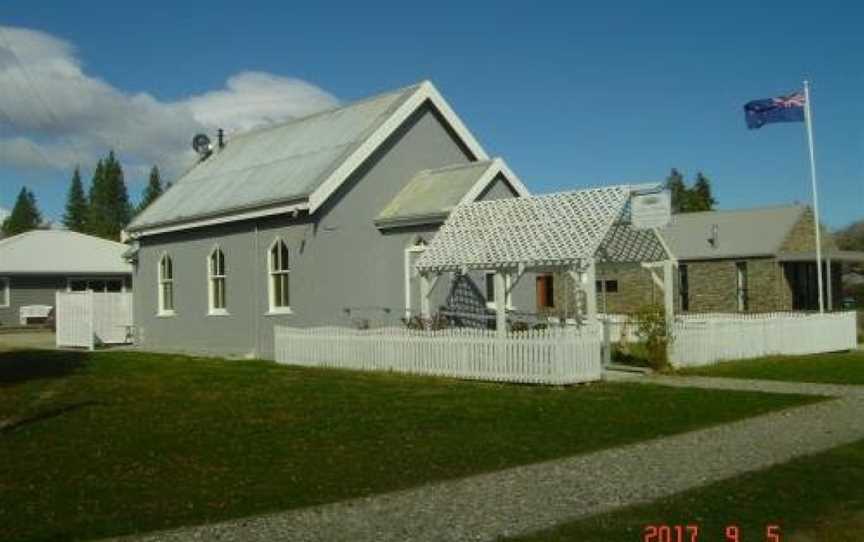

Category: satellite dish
[192, 133, 212, 157]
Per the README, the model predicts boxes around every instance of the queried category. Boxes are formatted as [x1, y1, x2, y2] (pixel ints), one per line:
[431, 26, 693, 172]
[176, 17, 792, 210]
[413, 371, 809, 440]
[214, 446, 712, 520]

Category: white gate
[55, 291, 133, 350]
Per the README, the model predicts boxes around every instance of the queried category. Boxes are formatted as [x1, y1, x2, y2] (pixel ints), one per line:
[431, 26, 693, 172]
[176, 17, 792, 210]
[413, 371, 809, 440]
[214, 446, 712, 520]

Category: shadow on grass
[0, 400, 103, 434]
[0, 349, 89, 386]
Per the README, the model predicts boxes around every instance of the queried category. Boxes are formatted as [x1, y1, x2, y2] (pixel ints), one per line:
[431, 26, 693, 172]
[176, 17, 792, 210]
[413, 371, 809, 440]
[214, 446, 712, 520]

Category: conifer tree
[690, 172, 716, 212]
[1, 187, 42, 236]
[665, 168, 689, 213]
[86, 159, 108, 237]
[62, 167, 88, 231]
[137, 165, 163, 213]
[86, 151, 132, 240]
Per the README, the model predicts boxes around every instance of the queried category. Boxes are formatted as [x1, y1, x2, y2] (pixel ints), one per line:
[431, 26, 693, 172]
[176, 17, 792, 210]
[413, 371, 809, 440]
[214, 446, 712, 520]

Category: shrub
[633, 304, 671, 370]
[509, 321, 530, 332]
[402, 313, 450, 331]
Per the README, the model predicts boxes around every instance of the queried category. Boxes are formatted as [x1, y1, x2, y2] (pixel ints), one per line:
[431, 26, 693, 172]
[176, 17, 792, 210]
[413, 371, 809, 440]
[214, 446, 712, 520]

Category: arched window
[158, 254, 174, 314]
[268, 239, 291, 312]
[208, 247, 227, 313]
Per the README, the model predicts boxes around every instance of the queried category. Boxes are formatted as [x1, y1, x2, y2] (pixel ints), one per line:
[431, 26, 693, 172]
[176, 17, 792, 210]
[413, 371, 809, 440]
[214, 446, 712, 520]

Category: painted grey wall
[0, 274, 132, 327]
[477, 173, 518, 201]
[133, 104, 536, 359]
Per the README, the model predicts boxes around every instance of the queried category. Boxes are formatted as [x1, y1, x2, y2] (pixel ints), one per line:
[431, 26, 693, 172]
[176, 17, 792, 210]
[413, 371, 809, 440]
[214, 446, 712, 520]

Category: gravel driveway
[107, 377, 864, 542]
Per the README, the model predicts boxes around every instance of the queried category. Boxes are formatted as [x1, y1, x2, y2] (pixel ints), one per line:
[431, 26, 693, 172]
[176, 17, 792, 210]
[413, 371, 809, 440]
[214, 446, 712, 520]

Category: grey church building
[125, 81, 532, 358]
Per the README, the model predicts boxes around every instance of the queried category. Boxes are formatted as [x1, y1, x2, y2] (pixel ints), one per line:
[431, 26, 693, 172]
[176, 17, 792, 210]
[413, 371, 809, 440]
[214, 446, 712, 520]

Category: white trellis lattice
[416, 185, 638, 272]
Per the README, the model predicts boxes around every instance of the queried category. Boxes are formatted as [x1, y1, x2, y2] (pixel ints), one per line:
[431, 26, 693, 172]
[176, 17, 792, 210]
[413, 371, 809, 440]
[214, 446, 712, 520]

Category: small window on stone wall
[595, 279, 618, 293]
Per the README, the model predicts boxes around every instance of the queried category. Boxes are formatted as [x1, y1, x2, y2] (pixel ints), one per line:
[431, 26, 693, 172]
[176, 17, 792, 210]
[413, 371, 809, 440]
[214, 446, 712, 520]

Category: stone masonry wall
[779, 207, 837, 253]
[559, 258, 787, 315]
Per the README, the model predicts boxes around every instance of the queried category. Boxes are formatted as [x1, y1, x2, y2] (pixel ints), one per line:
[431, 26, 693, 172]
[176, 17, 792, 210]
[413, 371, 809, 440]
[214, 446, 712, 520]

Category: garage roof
[0, 230, 132, 275]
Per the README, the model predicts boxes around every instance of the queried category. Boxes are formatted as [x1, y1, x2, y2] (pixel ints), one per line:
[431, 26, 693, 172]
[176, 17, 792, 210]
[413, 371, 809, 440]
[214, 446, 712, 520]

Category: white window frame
[66, 277, 126, 293]
[0, 277, 9, 308]
[158, 253, 175, 316]
[485, 271, 514, 310]
[736, 261, 749, 312]
[267, 238, 292, 315]
[207, 246, 228, 316]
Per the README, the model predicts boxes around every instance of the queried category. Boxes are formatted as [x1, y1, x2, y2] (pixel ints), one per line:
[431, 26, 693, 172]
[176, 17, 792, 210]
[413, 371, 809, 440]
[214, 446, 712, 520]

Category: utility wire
[0, 26, 87, 170]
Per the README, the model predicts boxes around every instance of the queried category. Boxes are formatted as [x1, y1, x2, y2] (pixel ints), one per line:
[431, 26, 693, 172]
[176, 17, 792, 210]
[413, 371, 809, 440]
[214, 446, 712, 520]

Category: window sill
[207, 310, 230, 317]
[265, 307, 293, 316]
[156, 311, 176, 318]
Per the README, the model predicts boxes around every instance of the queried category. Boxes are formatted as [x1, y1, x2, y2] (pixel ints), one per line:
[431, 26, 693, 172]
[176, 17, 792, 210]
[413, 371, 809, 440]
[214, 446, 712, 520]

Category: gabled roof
[374, 158, 529, 228]
[127, 81, 489, 238]
[0, 230, 132, 274]
[659, 205, 806, 260]
[417, 185, 648, 272]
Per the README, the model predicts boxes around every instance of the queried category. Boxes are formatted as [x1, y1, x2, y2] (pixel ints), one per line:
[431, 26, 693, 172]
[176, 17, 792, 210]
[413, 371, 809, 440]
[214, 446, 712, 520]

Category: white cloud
[0, 206, 8, 223]
[0, 25, 339, 182]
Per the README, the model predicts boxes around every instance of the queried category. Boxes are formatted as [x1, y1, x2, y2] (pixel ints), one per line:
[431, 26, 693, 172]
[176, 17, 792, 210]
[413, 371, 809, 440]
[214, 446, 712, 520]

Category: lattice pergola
[415, 184, 674, 336]
[416, 186, 633, 273]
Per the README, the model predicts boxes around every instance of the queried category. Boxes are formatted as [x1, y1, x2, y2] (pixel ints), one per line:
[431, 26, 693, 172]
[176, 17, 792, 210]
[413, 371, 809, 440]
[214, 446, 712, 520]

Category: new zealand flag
[744, 92, 805, 129]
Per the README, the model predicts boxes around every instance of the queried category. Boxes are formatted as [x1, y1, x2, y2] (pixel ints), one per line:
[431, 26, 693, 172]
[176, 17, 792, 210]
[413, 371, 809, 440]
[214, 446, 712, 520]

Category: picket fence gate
[275, 325, 603, 385]
[669, 311, 858, 368]
[55, 291, 134, 350]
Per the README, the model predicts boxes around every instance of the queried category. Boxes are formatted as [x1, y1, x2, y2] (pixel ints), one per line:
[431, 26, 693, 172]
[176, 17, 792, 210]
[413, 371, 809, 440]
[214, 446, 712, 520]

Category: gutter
[126, 197, 310, 239]
[374, 212, 449, 230]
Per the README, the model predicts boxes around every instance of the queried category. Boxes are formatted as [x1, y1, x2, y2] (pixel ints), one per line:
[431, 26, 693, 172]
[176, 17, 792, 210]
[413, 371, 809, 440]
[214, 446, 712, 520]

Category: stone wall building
[535, 205, 863, 316]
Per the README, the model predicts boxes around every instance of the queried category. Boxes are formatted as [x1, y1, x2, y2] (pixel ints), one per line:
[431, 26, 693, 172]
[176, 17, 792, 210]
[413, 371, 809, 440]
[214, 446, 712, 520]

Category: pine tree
[664, 168, 689, 213]
[86, 159, 108, 237]
[137, 165, 163, 213]
[107, 151, 132, 229]
[62, 167, 88, 231]
[86, 151, 132, 240]
[691, 172, 716, 212]
[1, 187, 42, 236]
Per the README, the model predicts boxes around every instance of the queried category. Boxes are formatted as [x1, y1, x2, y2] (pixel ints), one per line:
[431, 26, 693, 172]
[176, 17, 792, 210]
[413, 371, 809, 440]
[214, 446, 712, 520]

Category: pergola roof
[417, 185, 660, 272]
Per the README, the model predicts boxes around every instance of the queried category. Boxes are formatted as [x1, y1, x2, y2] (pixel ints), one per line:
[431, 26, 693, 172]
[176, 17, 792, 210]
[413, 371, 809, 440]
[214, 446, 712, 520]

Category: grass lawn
[0, 349, 820, 541]
[678, 350, 864, 385]
[511, 438, 864, 542]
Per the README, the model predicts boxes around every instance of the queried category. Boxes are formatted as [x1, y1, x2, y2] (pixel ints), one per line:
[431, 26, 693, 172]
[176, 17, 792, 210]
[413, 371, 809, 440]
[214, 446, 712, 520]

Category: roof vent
[708, 224, 719, 248]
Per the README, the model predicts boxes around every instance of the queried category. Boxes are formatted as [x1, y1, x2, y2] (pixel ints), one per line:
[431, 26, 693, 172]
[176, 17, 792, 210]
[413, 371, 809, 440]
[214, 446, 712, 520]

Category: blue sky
[1, 1, 862, 228]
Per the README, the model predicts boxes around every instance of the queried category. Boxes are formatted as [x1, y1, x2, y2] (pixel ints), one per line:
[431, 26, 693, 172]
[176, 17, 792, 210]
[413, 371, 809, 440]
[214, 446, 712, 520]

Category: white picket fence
[55, 292, 133, 350]
[275, 325, 603, 385]
[669, 311, 858, 368]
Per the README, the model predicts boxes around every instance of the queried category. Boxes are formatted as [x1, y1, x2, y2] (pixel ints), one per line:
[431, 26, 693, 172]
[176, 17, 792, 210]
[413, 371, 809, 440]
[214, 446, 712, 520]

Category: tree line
[664, 168, 716, 213]
[1, 151, 164, 240]
[3, 163, 714, 238]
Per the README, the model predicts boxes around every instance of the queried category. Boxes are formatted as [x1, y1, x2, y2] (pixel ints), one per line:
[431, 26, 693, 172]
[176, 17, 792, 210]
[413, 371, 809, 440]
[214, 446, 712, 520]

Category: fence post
[54, 291, 61, 348]
[88, 291, 95, 351]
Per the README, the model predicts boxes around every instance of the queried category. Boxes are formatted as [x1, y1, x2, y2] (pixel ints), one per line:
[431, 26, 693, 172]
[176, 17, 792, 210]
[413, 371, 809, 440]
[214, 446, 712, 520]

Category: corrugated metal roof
[376, 161, 494, 224]
[0, 230, 132, 274]
[128, 83, 422, 231]
[659, 205, 806, 260]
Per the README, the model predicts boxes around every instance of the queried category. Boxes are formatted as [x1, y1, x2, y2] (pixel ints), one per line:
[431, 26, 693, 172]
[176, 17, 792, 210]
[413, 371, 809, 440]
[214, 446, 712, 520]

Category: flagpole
[803, 80, 825, 313]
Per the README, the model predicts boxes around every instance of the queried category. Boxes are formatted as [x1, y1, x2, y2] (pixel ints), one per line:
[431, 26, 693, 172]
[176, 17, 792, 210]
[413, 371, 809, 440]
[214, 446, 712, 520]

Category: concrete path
[111, 377, 864, 542]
